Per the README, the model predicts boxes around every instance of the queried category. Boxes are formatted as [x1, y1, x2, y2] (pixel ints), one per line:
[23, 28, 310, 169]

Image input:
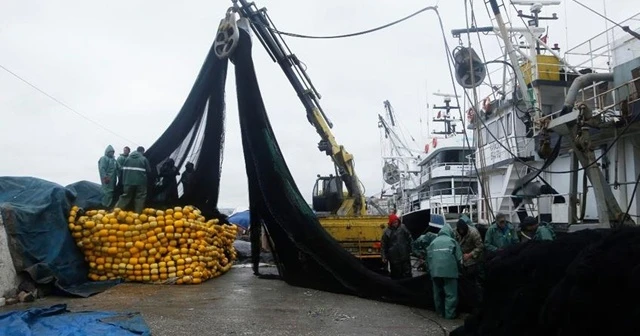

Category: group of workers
[380, 211, 556, 320]
[98, 145, 196, 213]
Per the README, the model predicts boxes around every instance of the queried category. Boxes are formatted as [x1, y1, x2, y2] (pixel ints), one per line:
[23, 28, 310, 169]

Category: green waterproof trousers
[101, 182, 116, 208]
[432, 277, 458, 319]
[115, 185, 147, 214]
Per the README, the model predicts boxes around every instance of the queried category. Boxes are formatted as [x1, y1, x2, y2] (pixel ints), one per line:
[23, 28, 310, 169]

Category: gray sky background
[0, 0, 634, 209]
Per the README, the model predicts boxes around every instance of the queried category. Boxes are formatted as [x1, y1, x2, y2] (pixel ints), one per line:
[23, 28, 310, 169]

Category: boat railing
[400, 186, 477, 214]
[478, 192, 581, 225]
[563, 13, 640, 75]
[545, 76, 640, 121]
[421, 161, 474, 182]
[475, 134, 534, 167]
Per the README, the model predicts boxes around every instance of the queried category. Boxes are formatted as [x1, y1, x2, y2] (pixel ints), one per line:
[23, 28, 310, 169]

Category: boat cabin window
[506, 113, 512, 135]
[430, 182, 452, 195]
[487, 121, 498, 144]
[497, 117, 504, 139]
[453, 181, 477, 194]
[432, 149, 473, 166]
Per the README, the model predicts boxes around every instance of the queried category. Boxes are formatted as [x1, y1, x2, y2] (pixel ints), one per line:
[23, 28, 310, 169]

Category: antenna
[431, 94, 464, 137]
[513, 0, 560, 55]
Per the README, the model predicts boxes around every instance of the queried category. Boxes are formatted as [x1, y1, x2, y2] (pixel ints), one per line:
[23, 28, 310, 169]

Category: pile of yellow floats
[67, 205, 238, 285]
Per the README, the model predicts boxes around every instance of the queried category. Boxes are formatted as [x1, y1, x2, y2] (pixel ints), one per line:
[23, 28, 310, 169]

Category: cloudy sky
[0, 0, 634, 209]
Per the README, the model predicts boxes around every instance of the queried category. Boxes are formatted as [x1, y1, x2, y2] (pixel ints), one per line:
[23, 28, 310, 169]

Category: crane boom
[231, 0, 366, 215]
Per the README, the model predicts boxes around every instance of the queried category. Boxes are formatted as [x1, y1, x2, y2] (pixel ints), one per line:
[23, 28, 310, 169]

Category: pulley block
[453, 47, 487, 89]
[214, 8, 240, 59]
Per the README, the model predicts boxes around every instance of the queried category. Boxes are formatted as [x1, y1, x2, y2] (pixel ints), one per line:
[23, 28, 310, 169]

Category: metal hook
[214, 7, 240, 59]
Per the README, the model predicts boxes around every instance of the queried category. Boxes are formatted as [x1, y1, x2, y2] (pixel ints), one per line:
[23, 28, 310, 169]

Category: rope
[268, 6, 438, 39]
[623, 173, 640, 221]
[0, 63, 137, 145]
[436, 5, 493, 219]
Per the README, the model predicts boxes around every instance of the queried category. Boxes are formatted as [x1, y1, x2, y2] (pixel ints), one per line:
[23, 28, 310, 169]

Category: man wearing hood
[98, 145, 118, 208]
[381, 214, 413, 279]
[115, 146, 151, 213]
[427, 224, 463, 319]
[484, 213, 519, 252]
[455, 219, 483, 269]
[519, 216, 555, 242]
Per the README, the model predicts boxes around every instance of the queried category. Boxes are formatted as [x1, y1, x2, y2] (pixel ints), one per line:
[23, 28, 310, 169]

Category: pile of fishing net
[68, 205, 237, 284]
[451, 227, 640, 336]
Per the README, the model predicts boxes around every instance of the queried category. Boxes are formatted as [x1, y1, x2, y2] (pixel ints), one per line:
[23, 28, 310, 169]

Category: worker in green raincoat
[484, 213, 519, 252]
[98, 145, 118, 208]
[115, 146, 151, 213]
[412, 232, 438, 271]
[427, 224, 463, 319]
[115, 146, 130, 199]
[519, 216, 555, 242]
[459, 213, 474, 228]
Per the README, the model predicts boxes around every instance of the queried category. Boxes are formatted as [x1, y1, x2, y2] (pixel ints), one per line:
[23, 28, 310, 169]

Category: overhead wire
[270, 6, 438, 39]
[266, 3, 491, 215]
[466, 0, 532, 217]
[462, 0, 495, 218]
[0, 63, 137, 145]
[432, 7, 495, 219]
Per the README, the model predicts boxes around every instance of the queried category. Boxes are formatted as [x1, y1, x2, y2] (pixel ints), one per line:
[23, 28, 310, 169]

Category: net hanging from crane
[140, 26, 476, 310]
[141, 40, 229, 220]
[230, 28, 478, 309]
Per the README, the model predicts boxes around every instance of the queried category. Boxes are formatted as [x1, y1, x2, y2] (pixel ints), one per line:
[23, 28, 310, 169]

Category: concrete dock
[0, 266, 462, 335]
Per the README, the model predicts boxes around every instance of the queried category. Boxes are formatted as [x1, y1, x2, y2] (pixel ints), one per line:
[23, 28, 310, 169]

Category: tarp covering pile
[228, 210, 250, 230]
[451, 227, 640, 336]
[0, 304, 150, 336]
[0, 177, 120, 297]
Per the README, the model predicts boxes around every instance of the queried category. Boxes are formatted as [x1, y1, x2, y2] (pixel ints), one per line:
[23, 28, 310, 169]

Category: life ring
[424, 143, 429, 153]
[432, 138, 438, 148]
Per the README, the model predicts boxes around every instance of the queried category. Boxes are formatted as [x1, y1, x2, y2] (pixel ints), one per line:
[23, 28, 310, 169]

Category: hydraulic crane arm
[217, 0, 366, 215]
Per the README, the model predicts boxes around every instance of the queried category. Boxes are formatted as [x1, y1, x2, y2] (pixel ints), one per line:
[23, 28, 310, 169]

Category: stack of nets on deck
[451, 227, 640, 336]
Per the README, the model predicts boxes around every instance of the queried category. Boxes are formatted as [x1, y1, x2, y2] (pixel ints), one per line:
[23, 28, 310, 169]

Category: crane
[215, 0, 366, 217]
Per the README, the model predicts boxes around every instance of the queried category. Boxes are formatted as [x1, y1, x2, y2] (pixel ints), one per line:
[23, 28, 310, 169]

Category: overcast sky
[0, 0, 634, 209]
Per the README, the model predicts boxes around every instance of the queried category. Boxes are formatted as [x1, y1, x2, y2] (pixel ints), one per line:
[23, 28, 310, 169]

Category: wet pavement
[1, 266, 463, 335]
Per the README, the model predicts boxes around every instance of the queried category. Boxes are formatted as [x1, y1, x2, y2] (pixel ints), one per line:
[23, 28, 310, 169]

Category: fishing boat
[377, 95, 477, 235]
[455, 1, 640, 229]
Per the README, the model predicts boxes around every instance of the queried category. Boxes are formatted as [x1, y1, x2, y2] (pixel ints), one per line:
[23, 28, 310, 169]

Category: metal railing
[563, 13, 640, 75]
[420, 161, 474, 182]
[476, 192, 579, 224]
[545, 76, 640, 121]
[399, 186, 477, 214]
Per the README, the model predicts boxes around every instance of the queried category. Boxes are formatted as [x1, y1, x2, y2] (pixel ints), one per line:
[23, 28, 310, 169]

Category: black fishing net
[141, 25, 480, 311]
[452, 227, 640, 336]
[142, 39, 228, 220]
[232, 28, 431, 305]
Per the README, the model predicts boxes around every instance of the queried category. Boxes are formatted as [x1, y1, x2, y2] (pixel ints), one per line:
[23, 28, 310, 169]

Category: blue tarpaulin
[228, 210, 250, 230]
[0, 304, 151, 336]
[0, 176, 120, 297]
[65, 180, 105, 211]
